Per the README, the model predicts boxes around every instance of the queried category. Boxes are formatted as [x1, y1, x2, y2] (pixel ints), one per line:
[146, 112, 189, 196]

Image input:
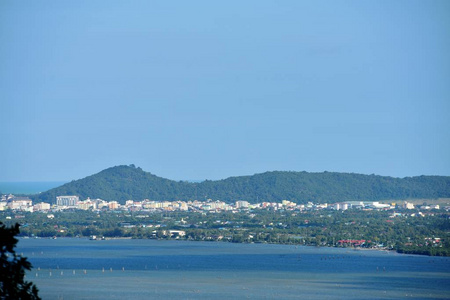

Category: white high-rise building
[236, 201, 249, 209]
[56, 195, 79, 207]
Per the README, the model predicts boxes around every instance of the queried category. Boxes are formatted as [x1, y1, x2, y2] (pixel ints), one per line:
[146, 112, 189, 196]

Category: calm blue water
[18, 238, 450, 299]
[0, 181, 66, 194]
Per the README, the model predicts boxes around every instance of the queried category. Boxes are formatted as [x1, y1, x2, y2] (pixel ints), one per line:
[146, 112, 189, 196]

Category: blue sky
[1, 0, 449, 182]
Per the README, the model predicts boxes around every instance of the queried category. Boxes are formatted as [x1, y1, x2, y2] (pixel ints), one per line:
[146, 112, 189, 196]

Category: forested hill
[33, 165, 450, 204]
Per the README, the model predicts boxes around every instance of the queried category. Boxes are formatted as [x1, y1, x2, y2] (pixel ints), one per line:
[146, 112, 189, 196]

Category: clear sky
[1, 0, 449, 182]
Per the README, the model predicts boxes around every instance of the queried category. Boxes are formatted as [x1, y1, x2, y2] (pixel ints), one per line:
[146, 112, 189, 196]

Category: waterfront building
[77, 199, 96, 210]
[402, 201, 415, 210]
[8, 197, 33, 211]
[236, 200, 249, 209]
[56, 195, 79, 207]
[33, 202, 51, 211]
[108, 201, 119, 210]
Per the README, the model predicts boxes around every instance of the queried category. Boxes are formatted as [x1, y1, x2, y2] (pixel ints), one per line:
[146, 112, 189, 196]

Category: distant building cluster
[56, 196, 79, 207]
[0, 193, 445, 214]
[0, 194, 50, 212]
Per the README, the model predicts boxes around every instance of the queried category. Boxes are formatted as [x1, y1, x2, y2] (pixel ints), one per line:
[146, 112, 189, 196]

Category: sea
[0, 182, 66, 195]
[17, 238, 450, 300]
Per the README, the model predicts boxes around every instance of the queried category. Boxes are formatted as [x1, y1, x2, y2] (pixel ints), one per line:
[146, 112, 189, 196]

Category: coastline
[19, 237, 450, 300]
[25, 236, 418, 257]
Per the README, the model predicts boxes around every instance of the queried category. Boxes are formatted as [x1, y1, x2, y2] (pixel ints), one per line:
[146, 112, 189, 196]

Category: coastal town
[1, 193, 449, 257]
[0, 193, 445, 214]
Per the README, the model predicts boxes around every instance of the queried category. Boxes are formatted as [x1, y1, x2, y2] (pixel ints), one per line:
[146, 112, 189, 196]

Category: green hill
[33, 165, 450, 204]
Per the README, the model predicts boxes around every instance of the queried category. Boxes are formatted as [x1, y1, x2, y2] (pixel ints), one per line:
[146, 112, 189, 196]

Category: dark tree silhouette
[0, 222, 40, 300]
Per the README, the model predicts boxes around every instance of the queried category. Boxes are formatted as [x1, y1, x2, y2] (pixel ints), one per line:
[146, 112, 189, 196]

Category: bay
[18, 238, 450, 299]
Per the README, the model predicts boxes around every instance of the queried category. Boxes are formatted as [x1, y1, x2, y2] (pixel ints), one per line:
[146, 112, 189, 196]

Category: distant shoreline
[0, 182, 66, 194]
[25, 236, 422, 257]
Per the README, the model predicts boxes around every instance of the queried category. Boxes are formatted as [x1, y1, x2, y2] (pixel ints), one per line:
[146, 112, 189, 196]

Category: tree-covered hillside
[33, 165, 450, 204]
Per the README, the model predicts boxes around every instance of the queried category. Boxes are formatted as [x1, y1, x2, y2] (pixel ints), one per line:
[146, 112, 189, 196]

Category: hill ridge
[33, 165, 450, 204]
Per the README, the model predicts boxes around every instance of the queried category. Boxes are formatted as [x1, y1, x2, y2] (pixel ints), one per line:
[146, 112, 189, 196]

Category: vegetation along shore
[2, 205, 449, 257]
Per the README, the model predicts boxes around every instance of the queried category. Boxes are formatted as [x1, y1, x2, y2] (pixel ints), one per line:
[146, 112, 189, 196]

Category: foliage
[33, 165, 450, 204]
[0, 222, 40, 300]
[5, 209, 449, 257]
